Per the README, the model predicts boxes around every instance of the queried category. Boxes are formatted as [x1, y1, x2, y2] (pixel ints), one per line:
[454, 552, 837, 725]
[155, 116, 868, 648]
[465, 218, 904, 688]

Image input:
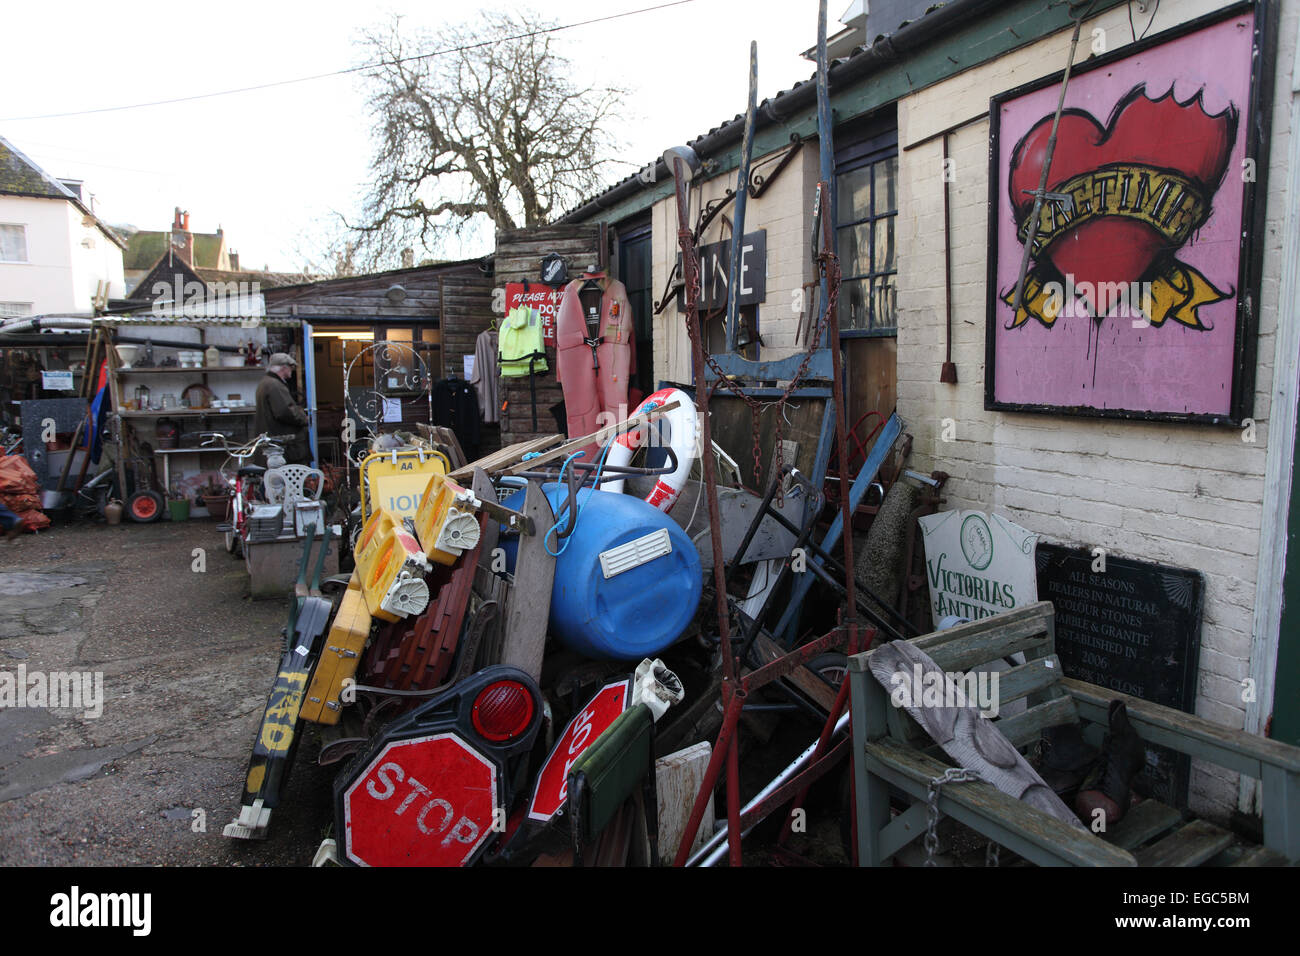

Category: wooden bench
[848, 601, 1300, 866]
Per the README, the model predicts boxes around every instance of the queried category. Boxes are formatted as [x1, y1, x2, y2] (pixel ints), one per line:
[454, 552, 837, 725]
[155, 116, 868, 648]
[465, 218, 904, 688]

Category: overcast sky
[3, 0, 834, 272]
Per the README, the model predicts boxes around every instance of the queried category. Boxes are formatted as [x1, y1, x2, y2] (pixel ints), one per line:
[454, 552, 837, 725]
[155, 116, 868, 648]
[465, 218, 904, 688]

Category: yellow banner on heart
[1002, 261, 1228, 330]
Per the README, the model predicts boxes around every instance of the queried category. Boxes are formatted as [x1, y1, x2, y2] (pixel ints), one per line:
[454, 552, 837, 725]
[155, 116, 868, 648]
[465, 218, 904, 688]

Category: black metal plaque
[1036, 543, 1204, 806]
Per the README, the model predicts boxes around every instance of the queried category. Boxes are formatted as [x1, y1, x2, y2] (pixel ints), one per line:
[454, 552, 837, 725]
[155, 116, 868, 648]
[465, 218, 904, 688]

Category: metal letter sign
[677, 230, 767, 312]
[527, 679, 630, 822]
[343, 733, 499, 866]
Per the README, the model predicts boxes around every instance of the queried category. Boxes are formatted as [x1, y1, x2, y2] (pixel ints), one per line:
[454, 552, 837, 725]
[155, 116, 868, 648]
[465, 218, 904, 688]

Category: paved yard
[0, 517, 334, 865]
[0, 514, 850, 867]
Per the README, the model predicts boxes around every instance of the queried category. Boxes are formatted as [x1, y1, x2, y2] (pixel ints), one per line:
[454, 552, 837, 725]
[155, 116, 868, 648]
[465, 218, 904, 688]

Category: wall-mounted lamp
[663, 145, 702, 182]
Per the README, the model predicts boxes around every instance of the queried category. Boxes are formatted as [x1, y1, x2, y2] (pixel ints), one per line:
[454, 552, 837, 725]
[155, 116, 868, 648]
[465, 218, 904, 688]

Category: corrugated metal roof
[97, 314, 301, 328]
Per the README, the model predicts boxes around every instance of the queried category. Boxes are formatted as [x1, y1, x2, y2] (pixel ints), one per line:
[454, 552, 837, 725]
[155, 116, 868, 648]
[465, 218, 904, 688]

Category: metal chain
[680, 213, 841, 493]
[923, 767, 982, 867]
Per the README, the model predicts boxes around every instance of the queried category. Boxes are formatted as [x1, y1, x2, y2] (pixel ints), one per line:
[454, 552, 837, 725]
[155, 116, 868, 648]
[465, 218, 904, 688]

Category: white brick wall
[897, 0, 1298, 821]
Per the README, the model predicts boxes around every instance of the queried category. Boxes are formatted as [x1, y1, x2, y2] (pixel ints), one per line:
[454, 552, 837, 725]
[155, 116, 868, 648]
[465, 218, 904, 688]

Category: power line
[1, 0, 696, 122]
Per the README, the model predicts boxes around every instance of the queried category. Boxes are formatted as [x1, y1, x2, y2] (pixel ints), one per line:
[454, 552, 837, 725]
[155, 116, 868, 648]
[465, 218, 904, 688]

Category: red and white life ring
[602, 387, 699, 512]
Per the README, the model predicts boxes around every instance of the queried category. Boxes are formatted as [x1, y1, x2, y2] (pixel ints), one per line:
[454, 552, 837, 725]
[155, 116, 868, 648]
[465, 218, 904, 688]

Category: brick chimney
[170, 207, 194, 265]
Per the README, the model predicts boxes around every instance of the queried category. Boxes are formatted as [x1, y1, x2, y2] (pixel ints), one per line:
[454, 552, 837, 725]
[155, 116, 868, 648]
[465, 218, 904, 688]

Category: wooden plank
[1064, 678, 1300, 776]
[885, 699, 925, 745]
[500, 401, 680, 475]
[449, 435, 558, 482]
[1135, 819, 1234, 867]
[471, 467, 499, 570]
[992, 696, 1078, 750]
[1261, 763, 1300, 860]
[654, 742, 714, 865]
[499, 481, 556, 683]
[991, 655, 1063, 708]
[922, 617, 1054, 673]
[912, 600, 1054, 650]
[1098, 799, 1183, 851]
[748, 633, 837, 712]
[876, 801, 930, 861]
[864, 737, 1135, 866]
[1219, 844, 1291, 866]
[852, 664, 894, 866]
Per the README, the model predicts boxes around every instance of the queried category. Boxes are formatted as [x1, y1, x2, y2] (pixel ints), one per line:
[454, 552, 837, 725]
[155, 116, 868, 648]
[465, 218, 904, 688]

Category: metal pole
[1009, 4, 1091, 317]
[816, 0, 835, 350]
[940, 134, 958, 383]
[670, 157, 743, 867]
[692, 710, 852, 866]
[815, 0, 860, 676]
[726, 42, 758, 353]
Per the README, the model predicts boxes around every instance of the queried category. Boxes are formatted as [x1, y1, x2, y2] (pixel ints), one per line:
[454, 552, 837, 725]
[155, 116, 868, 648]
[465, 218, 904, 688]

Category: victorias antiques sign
[676, 230, 767, 311]
[918, 511, 1040, 623]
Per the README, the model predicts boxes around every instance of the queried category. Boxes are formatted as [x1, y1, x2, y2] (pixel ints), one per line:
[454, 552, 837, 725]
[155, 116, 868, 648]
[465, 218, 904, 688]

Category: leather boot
[1075, 700, 1146, 829]
[1037, 723, 1097, 799]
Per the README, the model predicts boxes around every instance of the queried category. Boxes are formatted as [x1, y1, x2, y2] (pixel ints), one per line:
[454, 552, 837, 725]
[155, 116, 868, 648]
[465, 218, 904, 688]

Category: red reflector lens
[472, 681, 534, 742]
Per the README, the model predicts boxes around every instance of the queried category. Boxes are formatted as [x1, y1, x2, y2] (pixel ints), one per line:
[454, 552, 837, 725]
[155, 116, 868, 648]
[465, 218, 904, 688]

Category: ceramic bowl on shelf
[115, 344, 140, 369]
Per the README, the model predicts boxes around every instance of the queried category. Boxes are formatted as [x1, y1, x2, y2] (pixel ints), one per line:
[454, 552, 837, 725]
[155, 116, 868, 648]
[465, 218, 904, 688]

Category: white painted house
[0, 135, 126, 319]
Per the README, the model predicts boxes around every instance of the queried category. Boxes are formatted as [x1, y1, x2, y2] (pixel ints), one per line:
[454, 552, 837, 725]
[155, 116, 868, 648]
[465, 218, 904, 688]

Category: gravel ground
[0, 517, 334, 866]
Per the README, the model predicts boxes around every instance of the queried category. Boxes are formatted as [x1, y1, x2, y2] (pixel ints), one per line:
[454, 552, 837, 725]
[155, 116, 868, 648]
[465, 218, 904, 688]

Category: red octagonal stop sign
[527, 679, 629, 823]
[343, 732, 498, 867]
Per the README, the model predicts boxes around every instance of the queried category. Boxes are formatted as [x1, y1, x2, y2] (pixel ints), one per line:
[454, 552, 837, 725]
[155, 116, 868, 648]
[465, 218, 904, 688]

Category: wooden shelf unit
[115, 365, 266, 376]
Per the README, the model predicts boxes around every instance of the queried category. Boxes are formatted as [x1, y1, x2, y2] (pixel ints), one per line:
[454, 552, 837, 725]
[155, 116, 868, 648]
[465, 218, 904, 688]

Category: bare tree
[352, 10, 624, 265]
[288, 218, 360, 279]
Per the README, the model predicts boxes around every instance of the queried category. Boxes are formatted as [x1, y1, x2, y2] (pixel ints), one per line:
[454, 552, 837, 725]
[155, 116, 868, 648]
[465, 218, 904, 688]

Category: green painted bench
[848, 600, 1300, 866]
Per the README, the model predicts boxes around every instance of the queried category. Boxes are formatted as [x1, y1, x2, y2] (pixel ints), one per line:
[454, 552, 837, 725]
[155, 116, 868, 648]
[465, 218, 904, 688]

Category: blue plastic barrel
[500, 484, 702, 660]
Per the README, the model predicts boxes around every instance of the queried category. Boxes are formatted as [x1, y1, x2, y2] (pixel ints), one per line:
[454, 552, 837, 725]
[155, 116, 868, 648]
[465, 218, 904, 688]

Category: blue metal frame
[302, 320, 319, 466]
[773, 412, 903, 646]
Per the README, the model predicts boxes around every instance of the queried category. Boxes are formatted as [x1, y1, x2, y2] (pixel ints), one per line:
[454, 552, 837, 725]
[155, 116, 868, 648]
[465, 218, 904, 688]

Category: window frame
[0, 223, 29, 264]
[834, 125, 898, 339]
[0, 302, 33, 318]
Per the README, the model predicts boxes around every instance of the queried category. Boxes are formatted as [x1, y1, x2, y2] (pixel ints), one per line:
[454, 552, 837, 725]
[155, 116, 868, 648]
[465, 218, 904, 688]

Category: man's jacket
[254, 372, 310, 463]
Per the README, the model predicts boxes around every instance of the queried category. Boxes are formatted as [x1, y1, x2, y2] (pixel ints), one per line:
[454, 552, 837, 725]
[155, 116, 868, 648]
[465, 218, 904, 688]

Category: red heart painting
[1008, 85, 1236, 312]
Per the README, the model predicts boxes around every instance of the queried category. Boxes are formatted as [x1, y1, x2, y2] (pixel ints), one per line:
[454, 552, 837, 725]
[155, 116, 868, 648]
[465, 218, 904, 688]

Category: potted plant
[198, 480, 232, 521]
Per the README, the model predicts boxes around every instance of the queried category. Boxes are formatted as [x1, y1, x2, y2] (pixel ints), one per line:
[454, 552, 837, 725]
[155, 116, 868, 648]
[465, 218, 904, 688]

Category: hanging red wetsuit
[555, 273, 633, 458]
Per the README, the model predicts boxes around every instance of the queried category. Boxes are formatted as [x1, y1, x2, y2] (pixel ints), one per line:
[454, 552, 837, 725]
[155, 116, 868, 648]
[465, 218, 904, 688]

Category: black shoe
[1037, 723, 1097, 799]
[1075, 700, 1146, 828]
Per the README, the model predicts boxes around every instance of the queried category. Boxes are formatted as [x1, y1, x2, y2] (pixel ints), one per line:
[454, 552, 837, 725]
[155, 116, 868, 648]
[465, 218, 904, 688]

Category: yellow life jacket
[499, 305, 548, 376]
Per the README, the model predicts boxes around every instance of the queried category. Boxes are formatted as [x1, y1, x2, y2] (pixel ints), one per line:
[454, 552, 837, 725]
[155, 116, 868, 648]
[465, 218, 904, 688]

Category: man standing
[254, 353, 311, 465]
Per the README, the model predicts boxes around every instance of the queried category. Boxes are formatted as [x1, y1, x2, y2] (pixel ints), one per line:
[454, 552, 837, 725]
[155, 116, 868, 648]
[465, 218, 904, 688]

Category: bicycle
[200, 432, 286, 557]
